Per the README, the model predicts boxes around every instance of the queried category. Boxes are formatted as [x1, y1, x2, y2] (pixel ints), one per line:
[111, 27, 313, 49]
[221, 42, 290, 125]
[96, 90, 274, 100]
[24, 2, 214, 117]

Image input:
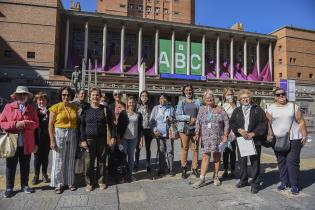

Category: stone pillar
[269, 42, 273, 79]
[244, 39, 247, 75]
[230, 37, 234, 79]
[187, 32, 191, 75]
[154, 28, 159, 75]
[84, 21, 89, 67]
[171, 30, 175, 74]
[202, 34, 206, 77]
[64, 18, 70, 69]
[138, 27, 142, 72]
[120, 25, 125, 73]
[256, 40, 260, 74]
[216, 36, 220, 79]
[102, 23, 107, 69]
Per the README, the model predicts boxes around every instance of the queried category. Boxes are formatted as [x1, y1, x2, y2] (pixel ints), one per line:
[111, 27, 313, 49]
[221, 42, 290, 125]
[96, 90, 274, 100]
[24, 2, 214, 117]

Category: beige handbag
[0, 132, 18, 158]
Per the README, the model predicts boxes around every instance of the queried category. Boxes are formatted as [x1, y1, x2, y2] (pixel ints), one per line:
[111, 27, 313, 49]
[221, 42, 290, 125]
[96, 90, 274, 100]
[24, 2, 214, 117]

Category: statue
[71, 66, 81, 92]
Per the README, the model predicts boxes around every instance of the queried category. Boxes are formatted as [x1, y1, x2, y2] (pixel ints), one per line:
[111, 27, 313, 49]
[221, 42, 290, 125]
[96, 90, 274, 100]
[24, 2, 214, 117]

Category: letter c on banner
[191, 54, 201, 70]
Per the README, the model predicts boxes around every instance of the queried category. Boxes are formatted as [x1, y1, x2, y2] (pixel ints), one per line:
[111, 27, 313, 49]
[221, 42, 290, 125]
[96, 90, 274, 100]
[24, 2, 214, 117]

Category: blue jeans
[121, 138, 138, 177]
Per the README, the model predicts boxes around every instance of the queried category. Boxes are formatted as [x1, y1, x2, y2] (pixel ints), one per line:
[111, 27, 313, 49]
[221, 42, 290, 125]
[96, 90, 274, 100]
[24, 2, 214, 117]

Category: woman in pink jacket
[0, 86, 39, 198]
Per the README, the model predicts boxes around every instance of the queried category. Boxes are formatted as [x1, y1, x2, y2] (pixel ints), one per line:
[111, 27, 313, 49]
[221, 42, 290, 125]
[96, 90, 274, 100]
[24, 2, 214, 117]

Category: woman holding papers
[230, 89, 268, 194]
[192, 90, 229, 188]
[266, 87, 307, 195]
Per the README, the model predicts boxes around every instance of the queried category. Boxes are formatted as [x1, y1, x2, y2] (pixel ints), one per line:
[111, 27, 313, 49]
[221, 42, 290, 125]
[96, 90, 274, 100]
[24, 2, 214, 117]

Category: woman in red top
[0, 86, 39, 198]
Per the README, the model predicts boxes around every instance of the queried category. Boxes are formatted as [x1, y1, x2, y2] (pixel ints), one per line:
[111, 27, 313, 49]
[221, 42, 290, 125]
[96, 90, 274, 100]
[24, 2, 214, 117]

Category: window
[309, 74, 313, 79]
[278, 58, 282, 64]
[146, 6, 151, 13]
[138, 4, 143, 12]
[293, 58, 296, 64]
[147, 0, 151, 3]
[174, 11, 180, 15]
[290, 57, 292, 63]
[297, 72, 301, 78]
[27, 51, 35, 59]
[155, 0, 160, 4]
[4, 50, 12, 58]
[155, 7, 160, 14]
[278, 45, 282, 51]
[279, 73, 282, 78]
[164, 8, 169, 14]
[128, 4, 134, 10]
[120, 4, 126, 8]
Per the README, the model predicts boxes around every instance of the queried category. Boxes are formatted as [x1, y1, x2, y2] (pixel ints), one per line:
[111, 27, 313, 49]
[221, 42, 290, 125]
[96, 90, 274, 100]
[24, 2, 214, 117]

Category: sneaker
[192, 179, 205, 189]
[99, 184, 107, 190]
[32, 176, 39, 185]
[235, 182, 249, 188]
[23, 186, 34, 194]
[42, 174, 50, 183]
[126, 175, 136, 183]
[4, 189, 13, 198]
[85, 185, 93, 192]
[146, 166, 151, 173]
[291, 185, 299, 195]
[222, 170, 229, 178]
[169, 171, 176, 177]
[181, 167, 187, 179]
[191, 169, 199, 178]
[213, 176, 221, 186]
[277, 182, 287, 191]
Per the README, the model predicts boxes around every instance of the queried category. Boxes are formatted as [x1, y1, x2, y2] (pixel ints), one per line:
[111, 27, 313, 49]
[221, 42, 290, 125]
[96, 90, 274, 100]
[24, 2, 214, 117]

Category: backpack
[108, 146, 127, 182]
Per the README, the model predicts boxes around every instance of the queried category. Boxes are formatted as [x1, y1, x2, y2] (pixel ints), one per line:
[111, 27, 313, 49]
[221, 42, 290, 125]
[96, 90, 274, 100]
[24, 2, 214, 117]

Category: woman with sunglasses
[266, 87, 308, 195]
[48, 86, 78, 194]
[229, 89, 268, 194]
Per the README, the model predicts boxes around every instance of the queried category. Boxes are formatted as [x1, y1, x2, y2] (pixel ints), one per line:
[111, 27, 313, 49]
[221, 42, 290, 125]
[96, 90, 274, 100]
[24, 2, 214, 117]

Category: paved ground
[0, 136, 315, 210]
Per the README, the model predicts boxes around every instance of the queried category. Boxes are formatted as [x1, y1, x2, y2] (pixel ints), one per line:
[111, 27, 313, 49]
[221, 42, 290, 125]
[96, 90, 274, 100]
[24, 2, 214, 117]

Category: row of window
[278, 58, 297, 64]
[121, 4, 175, 15]
[279, 72, 314, 79]
[4, 50, 35, 59]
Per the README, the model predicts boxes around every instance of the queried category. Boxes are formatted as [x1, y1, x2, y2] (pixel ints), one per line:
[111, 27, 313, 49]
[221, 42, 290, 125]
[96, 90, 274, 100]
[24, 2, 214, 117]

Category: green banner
[175, 41, 187, 74]
[190, 42, 202, 75]
[159, 39, 172, 74]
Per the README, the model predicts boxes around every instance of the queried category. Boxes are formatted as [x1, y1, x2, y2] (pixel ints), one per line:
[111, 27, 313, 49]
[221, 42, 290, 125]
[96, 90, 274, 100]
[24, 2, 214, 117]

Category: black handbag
[183, 124, 195, 136]
[272, 103, 295, 152]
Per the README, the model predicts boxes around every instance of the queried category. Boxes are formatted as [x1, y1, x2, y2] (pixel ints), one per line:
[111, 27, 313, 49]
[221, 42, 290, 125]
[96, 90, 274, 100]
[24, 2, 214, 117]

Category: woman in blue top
[176, 85, 201, 179]
[150, 93, 175, 176]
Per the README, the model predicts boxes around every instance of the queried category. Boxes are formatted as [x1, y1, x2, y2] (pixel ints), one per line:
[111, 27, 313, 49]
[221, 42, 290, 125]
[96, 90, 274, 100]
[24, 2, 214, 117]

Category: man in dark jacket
[230, 89, 268, 194]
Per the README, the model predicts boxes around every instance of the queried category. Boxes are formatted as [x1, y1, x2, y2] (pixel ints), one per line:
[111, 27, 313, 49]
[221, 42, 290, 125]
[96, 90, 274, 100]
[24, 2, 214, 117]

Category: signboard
[159, 39, 202, 75]
[160, 73, 206, 81]
[280, 79, 296, 102]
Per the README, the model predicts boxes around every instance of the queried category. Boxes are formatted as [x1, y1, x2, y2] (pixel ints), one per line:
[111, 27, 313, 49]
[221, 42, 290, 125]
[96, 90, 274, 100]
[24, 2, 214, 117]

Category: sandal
[55, 187, 62, 194]
[69, 185, 77, 191]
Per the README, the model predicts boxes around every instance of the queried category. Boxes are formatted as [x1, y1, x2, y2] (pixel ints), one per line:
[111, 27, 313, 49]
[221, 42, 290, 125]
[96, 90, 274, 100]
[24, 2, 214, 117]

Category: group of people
[0, 84, 307, 198]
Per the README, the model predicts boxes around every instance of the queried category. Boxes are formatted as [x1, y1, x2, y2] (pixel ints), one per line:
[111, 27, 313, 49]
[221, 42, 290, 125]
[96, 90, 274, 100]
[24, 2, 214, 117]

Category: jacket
[150, 104, 175, 138]
[0, 101, 39, 155]
[229, 103, 267, 145]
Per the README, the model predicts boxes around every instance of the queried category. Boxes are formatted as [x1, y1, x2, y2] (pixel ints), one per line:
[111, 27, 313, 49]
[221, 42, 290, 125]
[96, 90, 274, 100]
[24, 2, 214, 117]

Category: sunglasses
[275, 92, 286, 97]
[113, 93, 122, 96]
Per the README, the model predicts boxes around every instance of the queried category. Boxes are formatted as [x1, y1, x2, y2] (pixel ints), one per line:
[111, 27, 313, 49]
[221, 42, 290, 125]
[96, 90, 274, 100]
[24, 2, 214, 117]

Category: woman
[80, 88, 110, 192]
[48, 86, 78, 194]
[176, 85, 201, 179]
[0, 86, 38, 198]
[230, 89, 268, 194]
[117, 96, 143, 182]
[222, 88, 237, 178]
[150, 93, 176, 176]
[32, 91, 50, 185]
[135, 90, 153, 172]
[192, 90, 229, 188]
[266, 87, 308, 195]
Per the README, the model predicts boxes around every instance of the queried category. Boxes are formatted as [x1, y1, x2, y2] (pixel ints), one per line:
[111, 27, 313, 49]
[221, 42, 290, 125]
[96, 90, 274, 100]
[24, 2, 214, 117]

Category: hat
[10, 86, 33, 99]
[74, 66, 80, 69]
[113, 90, 123, 95]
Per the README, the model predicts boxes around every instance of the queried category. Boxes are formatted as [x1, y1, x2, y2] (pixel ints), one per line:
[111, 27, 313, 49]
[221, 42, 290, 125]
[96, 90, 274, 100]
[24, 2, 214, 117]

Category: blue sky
[62, 0, 315, 34]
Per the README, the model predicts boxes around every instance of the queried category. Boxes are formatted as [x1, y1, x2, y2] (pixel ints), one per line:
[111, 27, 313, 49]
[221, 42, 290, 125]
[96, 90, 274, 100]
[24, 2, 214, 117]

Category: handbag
[272, 103, 295, 152]
[0, 131, 18, 158]
[169, 124, 179, 140]
[183, 124, 195, 136]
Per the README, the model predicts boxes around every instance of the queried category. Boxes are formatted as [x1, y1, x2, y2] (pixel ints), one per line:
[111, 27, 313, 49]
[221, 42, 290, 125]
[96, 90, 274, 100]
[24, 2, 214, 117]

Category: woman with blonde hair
[192, 90, 229, 188]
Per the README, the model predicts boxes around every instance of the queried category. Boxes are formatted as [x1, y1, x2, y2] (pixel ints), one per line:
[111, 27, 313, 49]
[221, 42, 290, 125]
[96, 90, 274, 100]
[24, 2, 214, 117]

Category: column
[102, 23, 107, 69]
[256, 40, 260, 75]
[202, 34, 206, 77]
[120, 25, 125, 73]
[84, 21, 89, 67]
[269, 42, 273, 79]
[138, 26, 142, 72]
[64, 18, 70, 69]
[186, 32, 191, 75]
[244, 39, 247, 75]
[154, 28, 159, 75]
[171, 30, 175, 74]
[216, 35, 220, 79]
[230, 37, 234, 79]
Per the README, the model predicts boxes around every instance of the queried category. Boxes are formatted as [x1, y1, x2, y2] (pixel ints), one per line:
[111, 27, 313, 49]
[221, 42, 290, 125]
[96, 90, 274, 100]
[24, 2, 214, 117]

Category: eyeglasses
[275, 92, 286, 97]
[62, 94, 71, 97]
[240, 96, 250, 100]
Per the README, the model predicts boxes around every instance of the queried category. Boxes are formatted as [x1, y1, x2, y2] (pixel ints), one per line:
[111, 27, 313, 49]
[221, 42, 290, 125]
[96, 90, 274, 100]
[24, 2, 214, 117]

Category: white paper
[219, 142, 227, 153]
[236, 137, 257, 157]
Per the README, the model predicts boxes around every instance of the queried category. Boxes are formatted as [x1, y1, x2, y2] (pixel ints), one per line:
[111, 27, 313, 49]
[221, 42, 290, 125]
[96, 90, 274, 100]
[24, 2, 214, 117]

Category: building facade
[97, 0, 195, 24]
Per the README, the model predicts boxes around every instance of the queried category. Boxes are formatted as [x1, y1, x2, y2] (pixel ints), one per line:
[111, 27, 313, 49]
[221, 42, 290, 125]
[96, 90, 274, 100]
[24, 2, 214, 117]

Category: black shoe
[23, 186, 35, 194]
[158, 169, 165, 176]
[251, 185, 259, 194]
[169, 171, 176, 177]
[4, 189, 13, 198]
[32, 176, 39, 185]
[236, 182, 249, 188]
[229, 172, 235, 178]
[181, 167, 187, 179]
[191, 169, 199, 178]
[42, 174, 50, 183]
[133, 163, 138, 172]
[146, 166, 151, 173]
[222, 171, 229, 178]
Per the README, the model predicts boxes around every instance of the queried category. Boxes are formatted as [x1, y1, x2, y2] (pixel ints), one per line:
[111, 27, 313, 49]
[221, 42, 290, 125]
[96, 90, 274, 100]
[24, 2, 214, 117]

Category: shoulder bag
[0, 131, 18, 158]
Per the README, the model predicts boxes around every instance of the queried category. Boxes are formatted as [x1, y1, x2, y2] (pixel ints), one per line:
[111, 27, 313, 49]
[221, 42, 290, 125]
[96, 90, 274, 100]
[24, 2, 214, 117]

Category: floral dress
[195, 106, 229, 153]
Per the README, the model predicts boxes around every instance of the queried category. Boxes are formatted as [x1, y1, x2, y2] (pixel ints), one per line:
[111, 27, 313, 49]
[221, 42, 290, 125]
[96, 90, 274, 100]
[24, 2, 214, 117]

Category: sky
[62, 0, 315, 34]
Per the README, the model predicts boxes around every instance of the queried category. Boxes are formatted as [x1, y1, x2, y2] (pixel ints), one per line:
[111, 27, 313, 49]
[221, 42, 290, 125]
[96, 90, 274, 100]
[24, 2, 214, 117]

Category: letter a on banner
[159, 39, 172, 73]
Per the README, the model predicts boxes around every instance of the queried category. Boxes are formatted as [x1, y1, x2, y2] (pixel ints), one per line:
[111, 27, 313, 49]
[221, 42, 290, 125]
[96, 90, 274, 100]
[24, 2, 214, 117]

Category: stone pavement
[0, 137, 315, 210]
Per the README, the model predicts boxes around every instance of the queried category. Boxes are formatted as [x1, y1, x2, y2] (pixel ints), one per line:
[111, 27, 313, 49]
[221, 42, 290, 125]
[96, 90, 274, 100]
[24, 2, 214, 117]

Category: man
[71, 66, 82, 92]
